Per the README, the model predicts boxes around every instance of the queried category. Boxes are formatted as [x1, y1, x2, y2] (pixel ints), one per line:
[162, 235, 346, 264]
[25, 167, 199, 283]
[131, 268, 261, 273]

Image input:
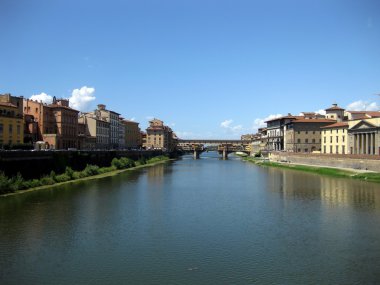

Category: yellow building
[321, 122, 349, 154]
[0, 94, 24, 146]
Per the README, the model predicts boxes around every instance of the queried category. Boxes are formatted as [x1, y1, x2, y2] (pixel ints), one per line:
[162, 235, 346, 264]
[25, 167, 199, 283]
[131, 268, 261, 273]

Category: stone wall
[269, 152, 380, 172]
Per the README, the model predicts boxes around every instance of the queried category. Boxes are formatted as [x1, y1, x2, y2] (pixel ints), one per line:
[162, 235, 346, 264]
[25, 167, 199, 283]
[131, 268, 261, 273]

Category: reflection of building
[321, 122, 349, 154]
[0, 94, 24, 145]
[23, 97, 79, 149]
[285, 118, 336, 153]
[146, 118, 177, 151]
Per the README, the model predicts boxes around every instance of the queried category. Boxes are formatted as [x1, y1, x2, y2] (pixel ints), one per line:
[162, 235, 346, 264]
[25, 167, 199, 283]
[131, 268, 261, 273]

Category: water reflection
[268, 167, 380, 209]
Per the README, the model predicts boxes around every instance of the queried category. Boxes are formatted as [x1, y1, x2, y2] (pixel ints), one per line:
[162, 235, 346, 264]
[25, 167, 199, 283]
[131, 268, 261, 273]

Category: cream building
[146, 118, 176, 151]
[321, 122, 349, 154]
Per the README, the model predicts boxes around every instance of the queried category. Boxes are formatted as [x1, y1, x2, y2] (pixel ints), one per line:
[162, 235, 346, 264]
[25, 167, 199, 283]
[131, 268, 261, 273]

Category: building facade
[0, 94, 24, 146]
[146, 118, 176, 151]
[122, 120, 142, 149]
[348, 118, 380, 155]
[23, 97, 79, 149]
[78, 113, 110, 149]
[285, 119, 336, 153]
[94, 104, 120, 149]
[321, 122, 349, 154]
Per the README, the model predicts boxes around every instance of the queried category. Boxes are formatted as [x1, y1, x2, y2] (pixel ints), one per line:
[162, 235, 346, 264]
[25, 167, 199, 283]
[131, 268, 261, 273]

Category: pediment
[350, 120, 377, 130]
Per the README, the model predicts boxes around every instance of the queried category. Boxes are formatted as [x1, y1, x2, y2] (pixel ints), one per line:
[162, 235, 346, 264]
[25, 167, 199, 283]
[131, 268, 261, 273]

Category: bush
[54, 173, 71, 183]
[98, 166, 116, 174]
[82, 164, 100, 176]
[65, 167, 74, 179]
[23, 179, 41, 189]
[40, 176, 55, 186]
[10, 173, 25, 191]
[0, 172, 13, 194]
[111, 158, 123, 169]
[111, 157, 135, 169]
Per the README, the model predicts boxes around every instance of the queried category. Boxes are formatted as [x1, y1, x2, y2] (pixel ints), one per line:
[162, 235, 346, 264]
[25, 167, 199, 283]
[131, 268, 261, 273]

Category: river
[1, 152, 380, 284]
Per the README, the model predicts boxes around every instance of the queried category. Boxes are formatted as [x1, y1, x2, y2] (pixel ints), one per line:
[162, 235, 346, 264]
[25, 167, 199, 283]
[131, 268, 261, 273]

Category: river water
[1, 152, 380, 284]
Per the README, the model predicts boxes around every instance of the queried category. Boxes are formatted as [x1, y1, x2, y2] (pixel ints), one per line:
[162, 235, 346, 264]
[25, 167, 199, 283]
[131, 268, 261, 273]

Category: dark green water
[1, 152, 380, 284]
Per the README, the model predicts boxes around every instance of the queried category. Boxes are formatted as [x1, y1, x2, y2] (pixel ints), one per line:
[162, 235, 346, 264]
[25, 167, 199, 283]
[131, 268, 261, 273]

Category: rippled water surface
[1, 152, 380, 284]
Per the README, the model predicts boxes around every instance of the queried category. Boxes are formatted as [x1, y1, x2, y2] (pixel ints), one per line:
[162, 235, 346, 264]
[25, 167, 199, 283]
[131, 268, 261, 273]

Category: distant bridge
[178, 139, 247, 144]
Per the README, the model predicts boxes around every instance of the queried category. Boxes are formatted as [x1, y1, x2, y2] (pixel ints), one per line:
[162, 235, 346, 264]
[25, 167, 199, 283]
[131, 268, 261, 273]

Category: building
[141, 131, 147, 149]
[23, 97, 79, 149]
[122, 120, 142, 149]
[265, 115, 301, 151]
[93, 104, 120, 149]
[325, 103, 345, 122]
[321, 122, 349, 154]
[348, 118, 380, 155]
[285, 118, 336, 153]
[345, 110, 380, 121]
[146, 118, 177, 151]
[119, 118, 126, 149]
[0, 94, 24, 146]
[78, 113, 110, 149]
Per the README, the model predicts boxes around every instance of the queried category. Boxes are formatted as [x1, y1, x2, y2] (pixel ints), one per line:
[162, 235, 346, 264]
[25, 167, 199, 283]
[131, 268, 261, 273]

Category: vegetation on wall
[0, 155, 170, 195]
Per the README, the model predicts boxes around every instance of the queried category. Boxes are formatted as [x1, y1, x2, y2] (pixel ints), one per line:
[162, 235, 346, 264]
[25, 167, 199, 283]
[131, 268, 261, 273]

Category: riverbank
[0, 156, 172, 197]
[243, 156, 380, 183]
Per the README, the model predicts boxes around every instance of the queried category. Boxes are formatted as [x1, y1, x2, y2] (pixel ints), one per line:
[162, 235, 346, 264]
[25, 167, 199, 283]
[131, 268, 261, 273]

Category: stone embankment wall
[269, 152, 380, 172]
[0, 150, 163, 179]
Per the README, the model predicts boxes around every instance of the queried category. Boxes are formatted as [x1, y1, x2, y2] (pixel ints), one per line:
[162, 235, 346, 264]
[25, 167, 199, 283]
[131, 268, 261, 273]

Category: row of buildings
[0, 93, 177, 151]
[243, 103, 380, 156]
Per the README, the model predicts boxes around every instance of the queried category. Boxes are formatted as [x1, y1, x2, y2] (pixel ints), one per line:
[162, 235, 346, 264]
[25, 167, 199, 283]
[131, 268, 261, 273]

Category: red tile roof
[325, 106, 344, 111]
[321, 122, 349, 129]
[292, 118, 336, 123]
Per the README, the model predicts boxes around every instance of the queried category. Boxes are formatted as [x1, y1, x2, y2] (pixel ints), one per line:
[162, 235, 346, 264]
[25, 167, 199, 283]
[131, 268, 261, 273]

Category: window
[0, 123, 3, 135]
[9, 124, 12, 134]
[336, 145, 339, 154]
[17, 125, 20, 135]
[304, 148, 308, 152]
[305, 131, 308, 134]
[330, 137, 332, 143]
[330, 146, 332, 153]
[324, 137, 326, 143]
[336, 136, 338, 143]
[342, 136, 345, 142]
[324, 146, 326, 153]
[305, 139, 309, 143]
[312, 139, 315, 143]
[342, 146, 345, 154]
[297, 139, 301, 143]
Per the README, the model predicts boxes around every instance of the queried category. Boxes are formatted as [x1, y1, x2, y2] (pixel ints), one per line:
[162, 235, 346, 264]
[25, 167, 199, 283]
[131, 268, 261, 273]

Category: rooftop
[321, 122, 349, 129]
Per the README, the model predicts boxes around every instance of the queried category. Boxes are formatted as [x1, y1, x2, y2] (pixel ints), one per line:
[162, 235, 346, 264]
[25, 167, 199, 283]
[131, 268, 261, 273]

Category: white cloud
[220, 119, 243, 133]
[251, 114, 282, 132]
[129, 117, 136, 121]
[346, 100, 379, 111]
[315, 109, 326, 115]
[69, 86, 96, 111]
[221, 119, 233, 128]
[146, 116, 154, 121]
[30, 92, 53, 104]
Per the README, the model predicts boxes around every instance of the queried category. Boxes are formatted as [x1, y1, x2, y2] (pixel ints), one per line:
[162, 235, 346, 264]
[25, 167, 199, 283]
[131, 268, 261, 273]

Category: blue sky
[1, 0, 379, 138]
